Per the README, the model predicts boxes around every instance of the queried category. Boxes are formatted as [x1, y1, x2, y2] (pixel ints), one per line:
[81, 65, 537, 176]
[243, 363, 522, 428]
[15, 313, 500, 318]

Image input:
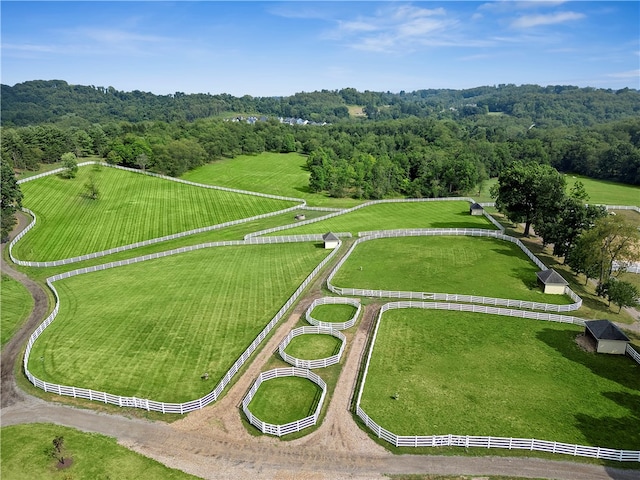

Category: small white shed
[469, 202, 484, 216]
[584, 320, 630, 355]
[322, 232, 340, 249]
[536, 269, 568, 294]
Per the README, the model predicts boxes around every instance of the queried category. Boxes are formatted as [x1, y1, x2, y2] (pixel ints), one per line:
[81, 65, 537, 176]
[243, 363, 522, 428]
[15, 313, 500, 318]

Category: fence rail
[278, 326, 346, 369]
[23, 238, 343, 413]
[305, 297, 362, 330]
[242, 367, 327, 437]
[327, 229, 582, 312]
[354, 300, 640, 461]
[11, 162, 307, 267]
[245, 197, 500, 239]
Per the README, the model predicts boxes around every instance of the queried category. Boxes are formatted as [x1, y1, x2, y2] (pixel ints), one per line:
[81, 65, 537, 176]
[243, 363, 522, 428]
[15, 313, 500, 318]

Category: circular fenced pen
[305, 297, 361, 330]
[242, 367, 327, 437]
[278, 326, 346, 369]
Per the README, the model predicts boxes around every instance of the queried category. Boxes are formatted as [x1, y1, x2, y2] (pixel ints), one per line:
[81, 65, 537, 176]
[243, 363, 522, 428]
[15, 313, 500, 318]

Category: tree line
[2, 80, 639, 127]
[2, 115, 638, 198]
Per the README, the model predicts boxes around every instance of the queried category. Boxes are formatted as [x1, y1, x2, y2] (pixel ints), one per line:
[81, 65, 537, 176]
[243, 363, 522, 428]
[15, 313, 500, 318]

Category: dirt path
[2, 226, 639, 480]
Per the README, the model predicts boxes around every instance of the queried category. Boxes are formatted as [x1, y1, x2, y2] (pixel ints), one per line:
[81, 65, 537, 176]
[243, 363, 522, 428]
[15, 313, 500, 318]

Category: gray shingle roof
[584, 320, 630, 342]
[470, 202, 483, 210]
[322, 232, 339, 242]
[536, 268, 568, 285]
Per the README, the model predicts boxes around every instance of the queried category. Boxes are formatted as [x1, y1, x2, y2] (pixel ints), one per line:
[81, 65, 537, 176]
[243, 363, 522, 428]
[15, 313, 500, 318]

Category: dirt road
[2, 218, 638, 480]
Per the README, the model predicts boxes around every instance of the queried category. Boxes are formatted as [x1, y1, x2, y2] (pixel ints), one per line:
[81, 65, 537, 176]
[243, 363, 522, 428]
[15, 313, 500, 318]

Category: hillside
[2, 80, 639, 127]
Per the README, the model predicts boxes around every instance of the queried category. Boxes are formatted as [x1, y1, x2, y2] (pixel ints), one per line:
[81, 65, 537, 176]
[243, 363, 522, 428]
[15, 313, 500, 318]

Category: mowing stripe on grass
[26, 242, 329, 403]
[1, 274, 34, 348]
[15, 164, 298, 262]
[248, 199, 502, 238]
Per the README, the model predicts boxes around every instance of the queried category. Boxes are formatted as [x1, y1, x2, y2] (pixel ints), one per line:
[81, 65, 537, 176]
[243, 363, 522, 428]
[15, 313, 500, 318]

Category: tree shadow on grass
[574, 391, 640, 452]
[537, 328, 640, 457]
[536, 327, 640, 391]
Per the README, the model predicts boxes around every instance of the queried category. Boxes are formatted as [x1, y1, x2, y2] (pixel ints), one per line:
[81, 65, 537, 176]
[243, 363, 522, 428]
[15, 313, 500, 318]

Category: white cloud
[511, 11, 585, 28]
[606, 69, 640, 79]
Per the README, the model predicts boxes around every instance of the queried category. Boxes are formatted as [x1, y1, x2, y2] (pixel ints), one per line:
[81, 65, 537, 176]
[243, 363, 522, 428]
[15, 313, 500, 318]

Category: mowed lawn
[1, 424, 198, 480]
[284, 334, 343, 360]
[310, 304, 358, 323]
[1, 274, 34, 348]
[16, 165, 296, 262]
[360, 309, 640, 450]
[248, 376, 323, 425]
[332, 236, 573, 305]
[27, 243, 328, 403]
[182, 152, 362, 208]
[266, 201, 496, 236]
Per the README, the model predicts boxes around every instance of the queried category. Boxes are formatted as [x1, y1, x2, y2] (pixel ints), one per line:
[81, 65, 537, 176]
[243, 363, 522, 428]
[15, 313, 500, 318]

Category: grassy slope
[182, 152, 362, 208]
[360, 309, 640, 450]
[27, 243, 328, 403]
[1, 424, 198, 479]
[16, 165, 295, 262]
[1, 274, 34, 348]
[267, 201, 496, 236]
[332, 236, 572, 305]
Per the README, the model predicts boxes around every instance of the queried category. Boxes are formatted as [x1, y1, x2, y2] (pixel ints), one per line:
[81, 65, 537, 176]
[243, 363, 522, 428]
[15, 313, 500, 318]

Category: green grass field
[332, 236, 572, 305]
[310, 304, 358, 323]
[1, 424, 198, 479]
[27, 243, 328, 403]
[182, 152, 362, 208]
[476, 176, 639, 206]
[247, 376, 322, 424]
[266, 201, 496, 236]
[284, 334, 342, 360]
[1, 274, 34, 348]
[360, 309, 640, 450]
[15, 165, 296, 262]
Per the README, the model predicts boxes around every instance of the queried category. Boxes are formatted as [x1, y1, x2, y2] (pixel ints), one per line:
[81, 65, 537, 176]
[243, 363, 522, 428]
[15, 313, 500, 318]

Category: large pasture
[27, 243, 328, 403]
[332, 236, 572, 305]
[360, 309, 640, 451]
[266, 201, 496, 236]
[182, 152, 362, 208]
[15, 165, 296, 262]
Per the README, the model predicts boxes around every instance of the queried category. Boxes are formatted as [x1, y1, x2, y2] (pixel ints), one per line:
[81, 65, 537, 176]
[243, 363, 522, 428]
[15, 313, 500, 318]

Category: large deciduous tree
[1, 158, 23, 242]
[535, 181, 608, 259]
[567, 215, 639, 287]
[490, 162, 566, 236]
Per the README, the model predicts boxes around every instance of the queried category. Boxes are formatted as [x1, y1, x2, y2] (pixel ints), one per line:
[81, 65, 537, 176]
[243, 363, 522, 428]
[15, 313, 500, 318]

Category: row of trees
[3, 80, 639, 127]
[492, 162, 639, 311]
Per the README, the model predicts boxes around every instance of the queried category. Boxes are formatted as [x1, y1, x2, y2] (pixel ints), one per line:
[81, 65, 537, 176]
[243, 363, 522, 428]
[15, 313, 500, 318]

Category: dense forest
[1, 80, 639, 200]
[3, 80, 640, 127]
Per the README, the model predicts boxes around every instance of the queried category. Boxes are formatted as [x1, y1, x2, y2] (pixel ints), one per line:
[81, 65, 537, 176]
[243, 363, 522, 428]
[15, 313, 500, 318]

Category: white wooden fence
[355, 300, 640, 461]
[305, 297, 361, 331]
[278, 326, 346, 369]
[23, 238, 343, 413]
[326, 229, 583, 312]
[11, 162, 307, 267]
[242, 367, 327, 437]
[245, 197, 503, 239]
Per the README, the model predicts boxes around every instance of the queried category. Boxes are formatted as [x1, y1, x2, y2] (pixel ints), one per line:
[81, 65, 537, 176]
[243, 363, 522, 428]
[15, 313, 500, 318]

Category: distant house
[536, 269, 568, 294]
[584, 320, 630, 355]
[295, 214, 306, 221]
[469, 203, 484, 216]
[322, 232, 340, 249]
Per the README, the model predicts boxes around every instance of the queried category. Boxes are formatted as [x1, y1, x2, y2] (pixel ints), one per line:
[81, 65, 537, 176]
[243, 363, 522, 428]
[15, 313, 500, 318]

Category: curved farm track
[1, 217, 639, 480]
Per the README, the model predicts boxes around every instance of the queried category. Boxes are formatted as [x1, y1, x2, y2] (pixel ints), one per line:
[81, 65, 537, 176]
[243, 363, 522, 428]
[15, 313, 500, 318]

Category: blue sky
[2, 1, 638, 96]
